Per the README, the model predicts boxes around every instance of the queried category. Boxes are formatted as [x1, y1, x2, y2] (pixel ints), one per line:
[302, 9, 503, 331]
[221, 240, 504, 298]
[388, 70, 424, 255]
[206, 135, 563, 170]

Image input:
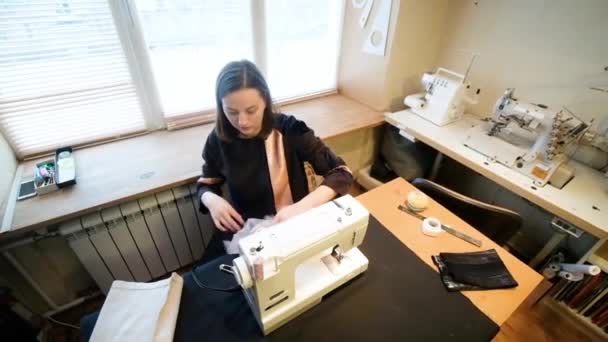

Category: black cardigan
[196, 113, 352, 220]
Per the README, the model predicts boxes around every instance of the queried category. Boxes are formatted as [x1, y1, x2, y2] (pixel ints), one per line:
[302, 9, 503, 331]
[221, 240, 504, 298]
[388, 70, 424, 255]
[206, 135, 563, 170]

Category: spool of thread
[558, 271, 584, 282]
[559, 263, 601, 276]
[253, 257, 264, 281]
[407, 191, 429, 212]
[542, 267, 557, 280]
[422, 217, 443, 237]
[541, 262, 561, 279]
[404, 94, 426, 109]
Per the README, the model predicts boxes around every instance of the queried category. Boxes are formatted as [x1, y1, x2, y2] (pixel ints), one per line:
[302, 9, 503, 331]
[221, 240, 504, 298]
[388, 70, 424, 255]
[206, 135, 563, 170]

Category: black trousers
[199, 229, 232, 264]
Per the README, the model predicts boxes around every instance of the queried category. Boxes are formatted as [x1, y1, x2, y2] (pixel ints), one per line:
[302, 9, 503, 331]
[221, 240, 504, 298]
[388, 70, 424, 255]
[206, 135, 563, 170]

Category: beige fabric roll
[90, 273, 183, 342]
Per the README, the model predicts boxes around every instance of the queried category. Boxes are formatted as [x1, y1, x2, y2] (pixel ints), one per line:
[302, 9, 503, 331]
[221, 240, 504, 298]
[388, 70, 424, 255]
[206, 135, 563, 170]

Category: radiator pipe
[44, 291, 102, 318]
[0, 231, 59, 253]
[2, 250, 59, 309]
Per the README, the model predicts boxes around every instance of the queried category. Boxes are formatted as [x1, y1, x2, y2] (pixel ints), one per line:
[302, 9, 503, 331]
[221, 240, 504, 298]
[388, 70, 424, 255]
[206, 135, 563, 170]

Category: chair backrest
[412, 178, 523, 245]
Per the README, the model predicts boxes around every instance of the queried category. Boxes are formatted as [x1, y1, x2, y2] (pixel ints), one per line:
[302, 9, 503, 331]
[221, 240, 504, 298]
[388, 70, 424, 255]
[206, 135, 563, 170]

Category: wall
[0, 133, 53, 313]
[338, 0, 449, 112]
[432, 0, 607, 259]
[0, 132, 16, 214]
[383, 0, 449, 111]
[325, 125, 384, 173]
[340, 0, 608, 119]
[338, 0, 390, 111]
[435, 0, 608, 123]
[0, 238, 94, 313]
[0, 133, 93, 312]
[338, 0, 606, 259]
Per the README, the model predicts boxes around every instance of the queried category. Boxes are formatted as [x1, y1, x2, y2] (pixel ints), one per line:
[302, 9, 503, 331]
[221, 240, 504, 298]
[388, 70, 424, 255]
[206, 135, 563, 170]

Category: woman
[196, 60, 353, 257]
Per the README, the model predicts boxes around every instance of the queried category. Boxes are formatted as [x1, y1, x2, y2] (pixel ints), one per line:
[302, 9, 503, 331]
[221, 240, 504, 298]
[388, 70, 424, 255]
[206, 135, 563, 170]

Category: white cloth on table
[223, 217, 274, 254]
[90, 272, 183, 342]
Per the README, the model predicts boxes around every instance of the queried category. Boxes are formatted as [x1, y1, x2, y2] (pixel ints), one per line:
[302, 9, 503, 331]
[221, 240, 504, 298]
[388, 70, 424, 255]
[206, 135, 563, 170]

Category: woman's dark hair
[215, 60, 275, 141]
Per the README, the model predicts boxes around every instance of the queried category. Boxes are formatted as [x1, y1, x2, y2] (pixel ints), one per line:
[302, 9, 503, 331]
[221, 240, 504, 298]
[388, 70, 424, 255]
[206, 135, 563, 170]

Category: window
[265, 0, 343, 100]
[0, 0, 344, 159]
[133, 0, 254, 116]
[132, 0, 344, 117]
[0, 0, 147, 158]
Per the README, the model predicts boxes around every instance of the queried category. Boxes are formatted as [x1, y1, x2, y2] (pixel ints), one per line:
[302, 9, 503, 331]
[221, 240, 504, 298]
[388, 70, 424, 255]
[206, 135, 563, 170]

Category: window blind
[0, 0, 146, 158]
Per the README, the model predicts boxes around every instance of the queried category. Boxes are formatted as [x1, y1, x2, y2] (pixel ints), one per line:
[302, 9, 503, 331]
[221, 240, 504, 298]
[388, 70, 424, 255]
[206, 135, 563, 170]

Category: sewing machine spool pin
[333, 199, 353, 217]
[250, 241, 264, 254]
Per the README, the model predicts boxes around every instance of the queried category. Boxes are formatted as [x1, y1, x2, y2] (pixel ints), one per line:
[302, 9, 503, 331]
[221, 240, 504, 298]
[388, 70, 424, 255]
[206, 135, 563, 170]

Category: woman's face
[222, 88, 266, 138]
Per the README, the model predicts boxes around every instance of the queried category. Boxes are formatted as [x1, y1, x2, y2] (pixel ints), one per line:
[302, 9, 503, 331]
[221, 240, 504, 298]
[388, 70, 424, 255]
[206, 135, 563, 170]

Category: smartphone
[18, 179, 37, 201]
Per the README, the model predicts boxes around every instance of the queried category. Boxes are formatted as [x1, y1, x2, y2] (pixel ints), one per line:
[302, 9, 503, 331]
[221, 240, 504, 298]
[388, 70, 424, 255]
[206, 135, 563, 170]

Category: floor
[493, 298, 601, 342]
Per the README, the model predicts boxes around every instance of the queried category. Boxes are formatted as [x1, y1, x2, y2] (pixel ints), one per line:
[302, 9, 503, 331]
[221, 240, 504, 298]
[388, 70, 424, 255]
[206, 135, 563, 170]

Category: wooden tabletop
[385, 110, 608, 238]
[356, 177, 544, 326]
[2, 94, 383, 240]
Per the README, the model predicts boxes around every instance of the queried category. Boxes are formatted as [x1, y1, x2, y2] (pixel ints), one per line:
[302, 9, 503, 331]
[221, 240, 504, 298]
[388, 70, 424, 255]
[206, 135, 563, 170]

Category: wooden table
[357, 177, 544, 327]
[1, 95, 383, 241]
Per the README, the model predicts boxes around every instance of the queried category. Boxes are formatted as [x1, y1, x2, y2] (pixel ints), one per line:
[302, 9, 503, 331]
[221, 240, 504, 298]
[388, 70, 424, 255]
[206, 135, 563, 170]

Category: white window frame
[110, 0, 165, 130]
[2, 1, 345, 159]
[119, 0, 345, 130]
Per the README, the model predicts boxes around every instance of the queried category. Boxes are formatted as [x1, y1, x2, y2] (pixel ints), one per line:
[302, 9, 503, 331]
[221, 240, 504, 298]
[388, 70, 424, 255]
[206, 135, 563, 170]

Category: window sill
[2, 94, 383, 239]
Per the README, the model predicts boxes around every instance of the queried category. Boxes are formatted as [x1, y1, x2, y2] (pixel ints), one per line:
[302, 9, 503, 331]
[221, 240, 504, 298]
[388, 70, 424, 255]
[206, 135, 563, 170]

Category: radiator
[59, 184, 214, 293]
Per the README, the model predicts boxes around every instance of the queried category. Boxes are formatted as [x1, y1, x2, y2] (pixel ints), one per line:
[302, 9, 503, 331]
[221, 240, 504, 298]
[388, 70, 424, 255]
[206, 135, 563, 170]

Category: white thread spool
[407, 191, 429, 212]
[422, 217, 443, 237]
[558, 271, 584, 282]
[542, 267, 557, 280]
[548, 263, 561, 272]
[560, 263, 601, 276]
[253, 256, 264, 281]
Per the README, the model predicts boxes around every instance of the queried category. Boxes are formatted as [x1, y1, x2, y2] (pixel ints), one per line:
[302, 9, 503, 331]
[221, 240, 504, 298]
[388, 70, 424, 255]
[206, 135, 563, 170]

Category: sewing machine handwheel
[233, 256, 253, 289]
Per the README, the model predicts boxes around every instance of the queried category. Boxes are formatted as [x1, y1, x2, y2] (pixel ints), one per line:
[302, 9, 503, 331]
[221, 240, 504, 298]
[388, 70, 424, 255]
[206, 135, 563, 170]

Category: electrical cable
[190, 254, 241, 292]
[191, 264, 241, 292]
[46, 316, 80, 330]
[11, 295, 81, 330]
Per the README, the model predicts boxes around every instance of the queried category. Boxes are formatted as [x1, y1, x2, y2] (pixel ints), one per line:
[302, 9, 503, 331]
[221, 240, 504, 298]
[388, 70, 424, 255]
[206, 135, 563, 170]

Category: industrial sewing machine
[464, 89, 590, 188]
[404, 67, 480, 126]
[230, 195, 370, 335]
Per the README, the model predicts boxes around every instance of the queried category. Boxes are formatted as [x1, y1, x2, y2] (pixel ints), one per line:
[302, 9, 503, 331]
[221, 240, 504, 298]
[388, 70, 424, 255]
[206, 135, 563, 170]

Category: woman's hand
[202, 192, 244, 232]
[274, 185, 338, 224]
[273, 202, 309, 224]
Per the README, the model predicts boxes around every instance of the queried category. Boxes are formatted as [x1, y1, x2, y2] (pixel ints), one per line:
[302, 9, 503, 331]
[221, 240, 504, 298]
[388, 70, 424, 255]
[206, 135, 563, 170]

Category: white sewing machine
[230, 195, 369, 335]
[404, 67, 480, 126]
[464, 89, 589, 188]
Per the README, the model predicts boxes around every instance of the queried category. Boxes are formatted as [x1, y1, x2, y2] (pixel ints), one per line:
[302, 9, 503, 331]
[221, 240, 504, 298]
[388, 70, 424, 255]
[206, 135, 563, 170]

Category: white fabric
[224, 217, 274, 254]
[90, 273, 183, 342]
